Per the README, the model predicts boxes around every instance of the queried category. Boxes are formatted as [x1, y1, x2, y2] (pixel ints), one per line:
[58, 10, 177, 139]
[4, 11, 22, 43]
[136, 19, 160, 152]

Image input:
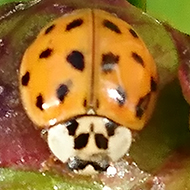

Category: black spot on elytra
[39, 48, 53, 59]
[115, 86, 126, 106]
[102, 52, 119, 73]
[95, 134, 108, 149]
[56, 84, 69, 102]
[105, 121, 118, 136]
[45, 24, 55, 34]
[83, 99, 87, 107]
[36, 94, 44, 111]
[68, 157, 88, 170]
[129, 28, 138, 38]
[73, 160, 87, 170]
[132, 52, 144, 66]
[66, 119, 79, 136]
[21, 71, 30, 86]
[96, 99, 100, 109]
[151, 77, 157, 92]
[74, 134, 89, 149]
[66, 19, 83, 31]
[66, 50, 84, 71]
[103, 20, 121, 34]
[136, 93, 151, 119]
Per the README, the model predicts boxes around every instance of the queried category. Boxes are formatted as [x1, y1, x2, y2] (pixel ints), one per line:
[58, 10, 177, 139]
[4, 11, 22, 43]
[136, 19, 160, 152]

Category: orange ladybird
[19, 9, 158, 174]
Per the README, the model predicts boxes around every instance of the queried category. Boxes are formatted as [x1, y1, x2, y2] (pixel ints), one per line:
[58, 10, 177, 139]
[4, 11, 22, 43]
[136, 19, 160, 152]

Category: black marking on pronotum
[66, 119, 79, 136]
[21, 71, 30, 86]
[136, 93, 151, 119]
[66, 50, 85, 71]
[45, 24, 55, 34]
[56, 84, 69, 102]
[103, 19, 121, 34]
[151, 77, 157, 92]
[129, 28, 138, 38]
[39, 48, 53, 59]
[95, 134, 108, 149]
[66, 19, 83, 31]
[36, 94, 44, 111]
[115, 86, 126, 106]
[74, 133, 89, 149]
[105, 121, 118, 136]
[90, 123, 94, 132]
[132, 52, 144, 66]
[101, 52, 119, 73]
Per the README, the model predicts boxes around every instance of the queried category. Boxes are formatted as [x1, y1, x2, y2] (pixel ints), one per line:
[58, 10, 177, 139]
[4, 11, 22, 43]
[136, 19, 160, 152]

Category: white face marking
[47, 116, 132, 174]
[75, 165, 99, 175]
[108, 127, 132, 161]
[48, 124, 75, 163]
[74, 117, 108, 161]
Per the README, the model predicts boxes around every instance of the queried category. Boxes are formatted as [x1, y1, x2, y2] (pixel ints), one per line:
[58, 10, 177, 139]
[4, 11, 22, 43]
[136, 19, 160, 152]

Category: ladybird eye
[92, 161, 109, 172]
[68, 157, 88, 170]
[136, 93, 151, 119]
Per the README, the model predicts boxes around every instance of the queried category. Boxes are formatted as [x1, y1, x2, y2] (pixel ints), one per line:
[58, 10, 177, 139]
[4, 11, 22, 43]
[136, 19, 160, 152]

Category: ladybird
[19, 9, 158, 174]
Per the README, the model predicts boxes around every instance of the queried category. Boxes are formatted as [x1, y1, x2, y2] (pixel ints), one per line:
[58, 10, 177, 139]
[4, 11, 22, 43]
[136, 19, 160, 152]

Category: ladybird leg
[131, 130, 140, 141]
[41, 128, 48, 141]
[40, 154, 69, 173]
[40, 154, 58, 172]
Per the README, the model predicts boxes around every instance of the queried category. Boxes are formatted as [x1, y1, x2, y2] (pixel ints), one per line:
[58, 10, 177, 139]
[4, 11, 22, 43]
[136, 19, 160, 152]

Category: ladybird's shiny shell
[20, 9, 158, 130]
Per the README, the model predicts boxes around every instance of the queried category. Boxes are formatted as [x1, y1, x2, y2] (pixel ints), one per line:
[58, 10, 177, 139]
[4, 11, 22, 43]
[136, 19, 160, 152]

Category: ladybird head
[47, 115, 132, 174]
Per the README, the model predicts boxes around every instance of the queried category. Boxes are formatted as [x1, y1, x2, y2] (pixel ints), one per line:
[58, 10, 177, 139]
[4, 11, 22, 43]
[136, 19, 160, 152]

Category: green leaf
[0, 168, 102, 190]
[127, 0, 146, 11]
[147, 0, 190, 34]
[0, 0, 29, 5]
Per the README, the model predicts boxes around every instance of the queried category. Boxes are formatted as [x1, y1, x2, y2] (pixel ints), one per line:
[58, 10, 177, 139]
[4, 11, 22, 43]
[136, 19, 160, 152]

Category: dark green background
[0, 0, 189, 34]
[129, 0, 190, 34]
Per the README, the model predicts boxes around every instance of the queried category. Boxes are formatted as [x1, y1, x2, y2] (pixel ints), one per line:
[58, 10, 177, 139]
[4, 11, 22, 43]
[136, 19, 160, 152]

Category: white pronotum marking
[47, 116, 132, 174]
